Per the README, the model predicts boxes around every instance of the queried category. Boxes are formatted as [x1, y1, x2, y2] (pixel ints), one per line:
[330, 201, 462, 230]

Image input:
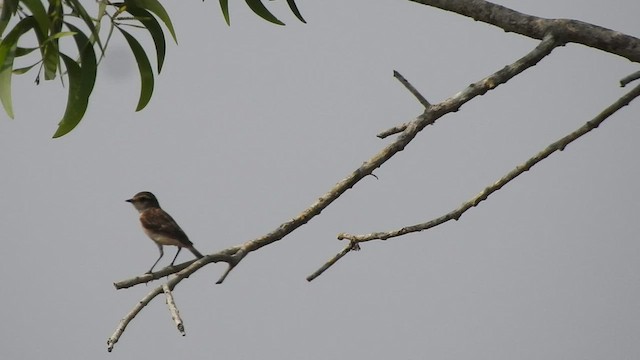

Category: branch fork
[109, 2, 640, 350]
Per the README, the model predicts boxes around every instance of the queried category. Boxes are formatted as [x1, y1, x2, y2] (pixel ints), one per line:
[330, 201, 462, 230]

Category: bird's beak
[125, 198, 133, 203]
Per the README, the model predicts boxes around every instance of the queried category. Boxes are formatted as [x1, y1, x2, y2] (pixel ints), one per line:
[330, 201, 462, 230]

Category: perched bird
[126, 191, 204, 273]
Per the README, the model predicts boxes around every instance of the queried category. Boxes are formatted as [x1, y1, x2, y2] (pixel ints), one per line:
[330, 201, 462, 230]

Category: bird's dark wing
[140, 208, 193, 246]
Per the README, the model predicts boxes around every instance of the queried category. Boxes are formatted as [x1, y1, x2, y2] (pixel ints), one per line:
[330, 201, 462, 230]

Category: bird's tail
[189, 246, 204, 259]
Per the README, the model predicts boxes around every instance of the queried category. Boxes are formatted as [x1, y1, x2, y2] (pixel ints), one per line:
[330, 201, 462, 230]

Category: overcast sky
[1, 0, 639, 358]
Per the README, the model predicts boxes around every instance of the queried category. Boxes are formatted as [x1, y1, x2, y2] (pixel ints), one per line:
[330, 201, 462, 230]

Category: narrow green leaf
[3, 0, 19, 14]
[15, 46, 38, 57]
[0, 0, 19, 36]
[286, 0, 306, 23]
[0, 17, 36, 119]
[0, 4, 10, 37]
[46, 31, 77, 41]
[44, 0, 63, 80]
[126, 0, 177, 43]
[42, 42, 59, 80]
[126, 7, 166, 73]
[245, 0, 284, 25]
[20, 0, 50, 36]
[118, 27, 154, 111]
[219, 0, 230, 25]
[0, 51, 16, 118]
[13, 63, 39, 75]
[66, 0, 104, 52]
[94, 0, 108, 57]
[42, 43, 59, 80]
[53, 53, 88, 138]
[52, 26, 97, 137]
[65, 23, 97, 95]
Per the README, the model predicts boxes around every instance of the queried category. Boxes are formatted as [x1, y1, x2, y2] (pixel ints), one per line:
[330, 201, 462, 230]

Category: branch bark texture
[409, 0, 640, 62]
[108, 0, 640, 351]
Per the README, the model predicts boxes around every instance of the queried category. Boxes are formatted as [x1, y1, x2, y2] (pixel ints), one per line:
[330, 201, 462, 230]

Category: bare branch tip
[620, 70, 640, 87]
[392, 70, 431, 108]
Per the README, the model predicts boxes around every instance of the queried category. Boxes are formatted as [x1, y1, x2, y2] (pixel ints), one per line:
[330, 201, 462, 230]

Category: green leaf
[126, 7, 166, 73]
[44, 0, 63, 80]
[0, 17, 36, 119]
[3, 0, 19, 14]
[52, 25, 97, 138]
[46, 31, 78, 41]
[65, 23, 97, 95]
[245, 0, 284, 25]
[15, 46, 38, 57]
[0, 5, 10, 37]
[0, 0, 19, 37]
[53, 53, 88, 138]
[94, 0, 108, 57]
[42, 41, 59, 81]
[286, 0, 306, 23]
[20, 0, 50, 36]
[66, 0, 104, 53]
[126, 0, 177, 43]
[13, 63, 39, 75]
[118, 27, 154, 111]
[219, 0, 230, 25]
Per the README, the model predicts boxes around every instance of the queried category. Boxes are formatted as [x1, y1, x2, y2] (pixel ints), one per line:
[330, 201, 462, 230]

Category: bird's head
[126, 191, 161, 212]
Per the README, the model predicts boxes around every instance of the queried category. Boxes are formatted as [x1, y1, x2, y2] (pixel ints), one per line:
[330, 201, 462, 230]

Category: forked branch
[109, 33, 560, 350]
[110, 0, 639, 350]
[339, 82, 640, 245]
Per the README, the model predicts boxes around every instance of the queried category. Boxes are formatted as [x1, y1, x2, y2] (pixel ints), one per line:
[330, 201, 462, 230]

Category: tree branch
[109, 0, 640, 345]
[306, 241, 360, 282]
[409, 0, 640, 62]
[305, 34, 559, 279]
[336, 82, 640, 245]
[163, 284, 186, 336]
[109, 32, 560, 351]
[377, 32, 557, 140]
[107, 286, 163, 352]
[377, 122, 411, 139]
[113, 248, 240, 289]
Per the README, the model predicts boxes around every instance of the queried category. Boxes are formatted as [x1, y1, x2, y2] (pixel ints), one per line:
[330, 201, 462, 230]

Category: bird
[126, 191, 204, 273]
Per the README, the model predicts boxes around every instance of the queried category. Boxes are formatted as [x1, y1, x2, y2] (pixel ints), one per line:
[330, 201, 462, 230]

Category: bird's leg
[170, 247, 182, 267]
[147, 244, 164, 273]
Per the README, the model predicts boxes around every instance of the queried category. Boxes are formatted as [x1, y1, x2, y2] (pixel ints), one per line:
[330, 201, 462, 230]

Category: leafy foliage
[0, 0, 305, 137]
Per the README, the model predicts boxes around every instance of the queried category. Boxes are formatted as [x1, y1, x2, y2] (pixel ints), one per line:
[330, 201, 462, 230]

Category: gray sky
[1, 0, 639, 358]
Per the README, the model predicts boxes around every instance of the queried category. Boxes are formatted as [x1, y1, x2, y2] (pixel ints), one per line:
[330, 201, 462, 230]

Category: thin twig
[376, 123, 410, 138]
[393, 70, 431, 108]
[620, 70, 640, 87]
[306, 241, 359, 282]
[163, 284, 185, 336]
[377, 33, 557, 139]
[215, 249, 246, 284]
[107, 286, 164, 352]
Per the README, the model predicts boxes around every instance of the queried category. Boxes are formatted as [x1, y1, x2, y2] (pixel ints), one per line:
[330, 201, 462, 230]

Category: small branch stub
[306, 240, 360, 282]
[620, 70, 640, 87]
[393, 70, 431, 109]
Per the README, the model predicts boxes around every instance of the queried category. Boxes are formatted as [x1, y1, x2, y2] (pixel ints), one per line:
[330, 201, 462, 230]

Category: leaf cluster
[0, 0, 304, 138]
